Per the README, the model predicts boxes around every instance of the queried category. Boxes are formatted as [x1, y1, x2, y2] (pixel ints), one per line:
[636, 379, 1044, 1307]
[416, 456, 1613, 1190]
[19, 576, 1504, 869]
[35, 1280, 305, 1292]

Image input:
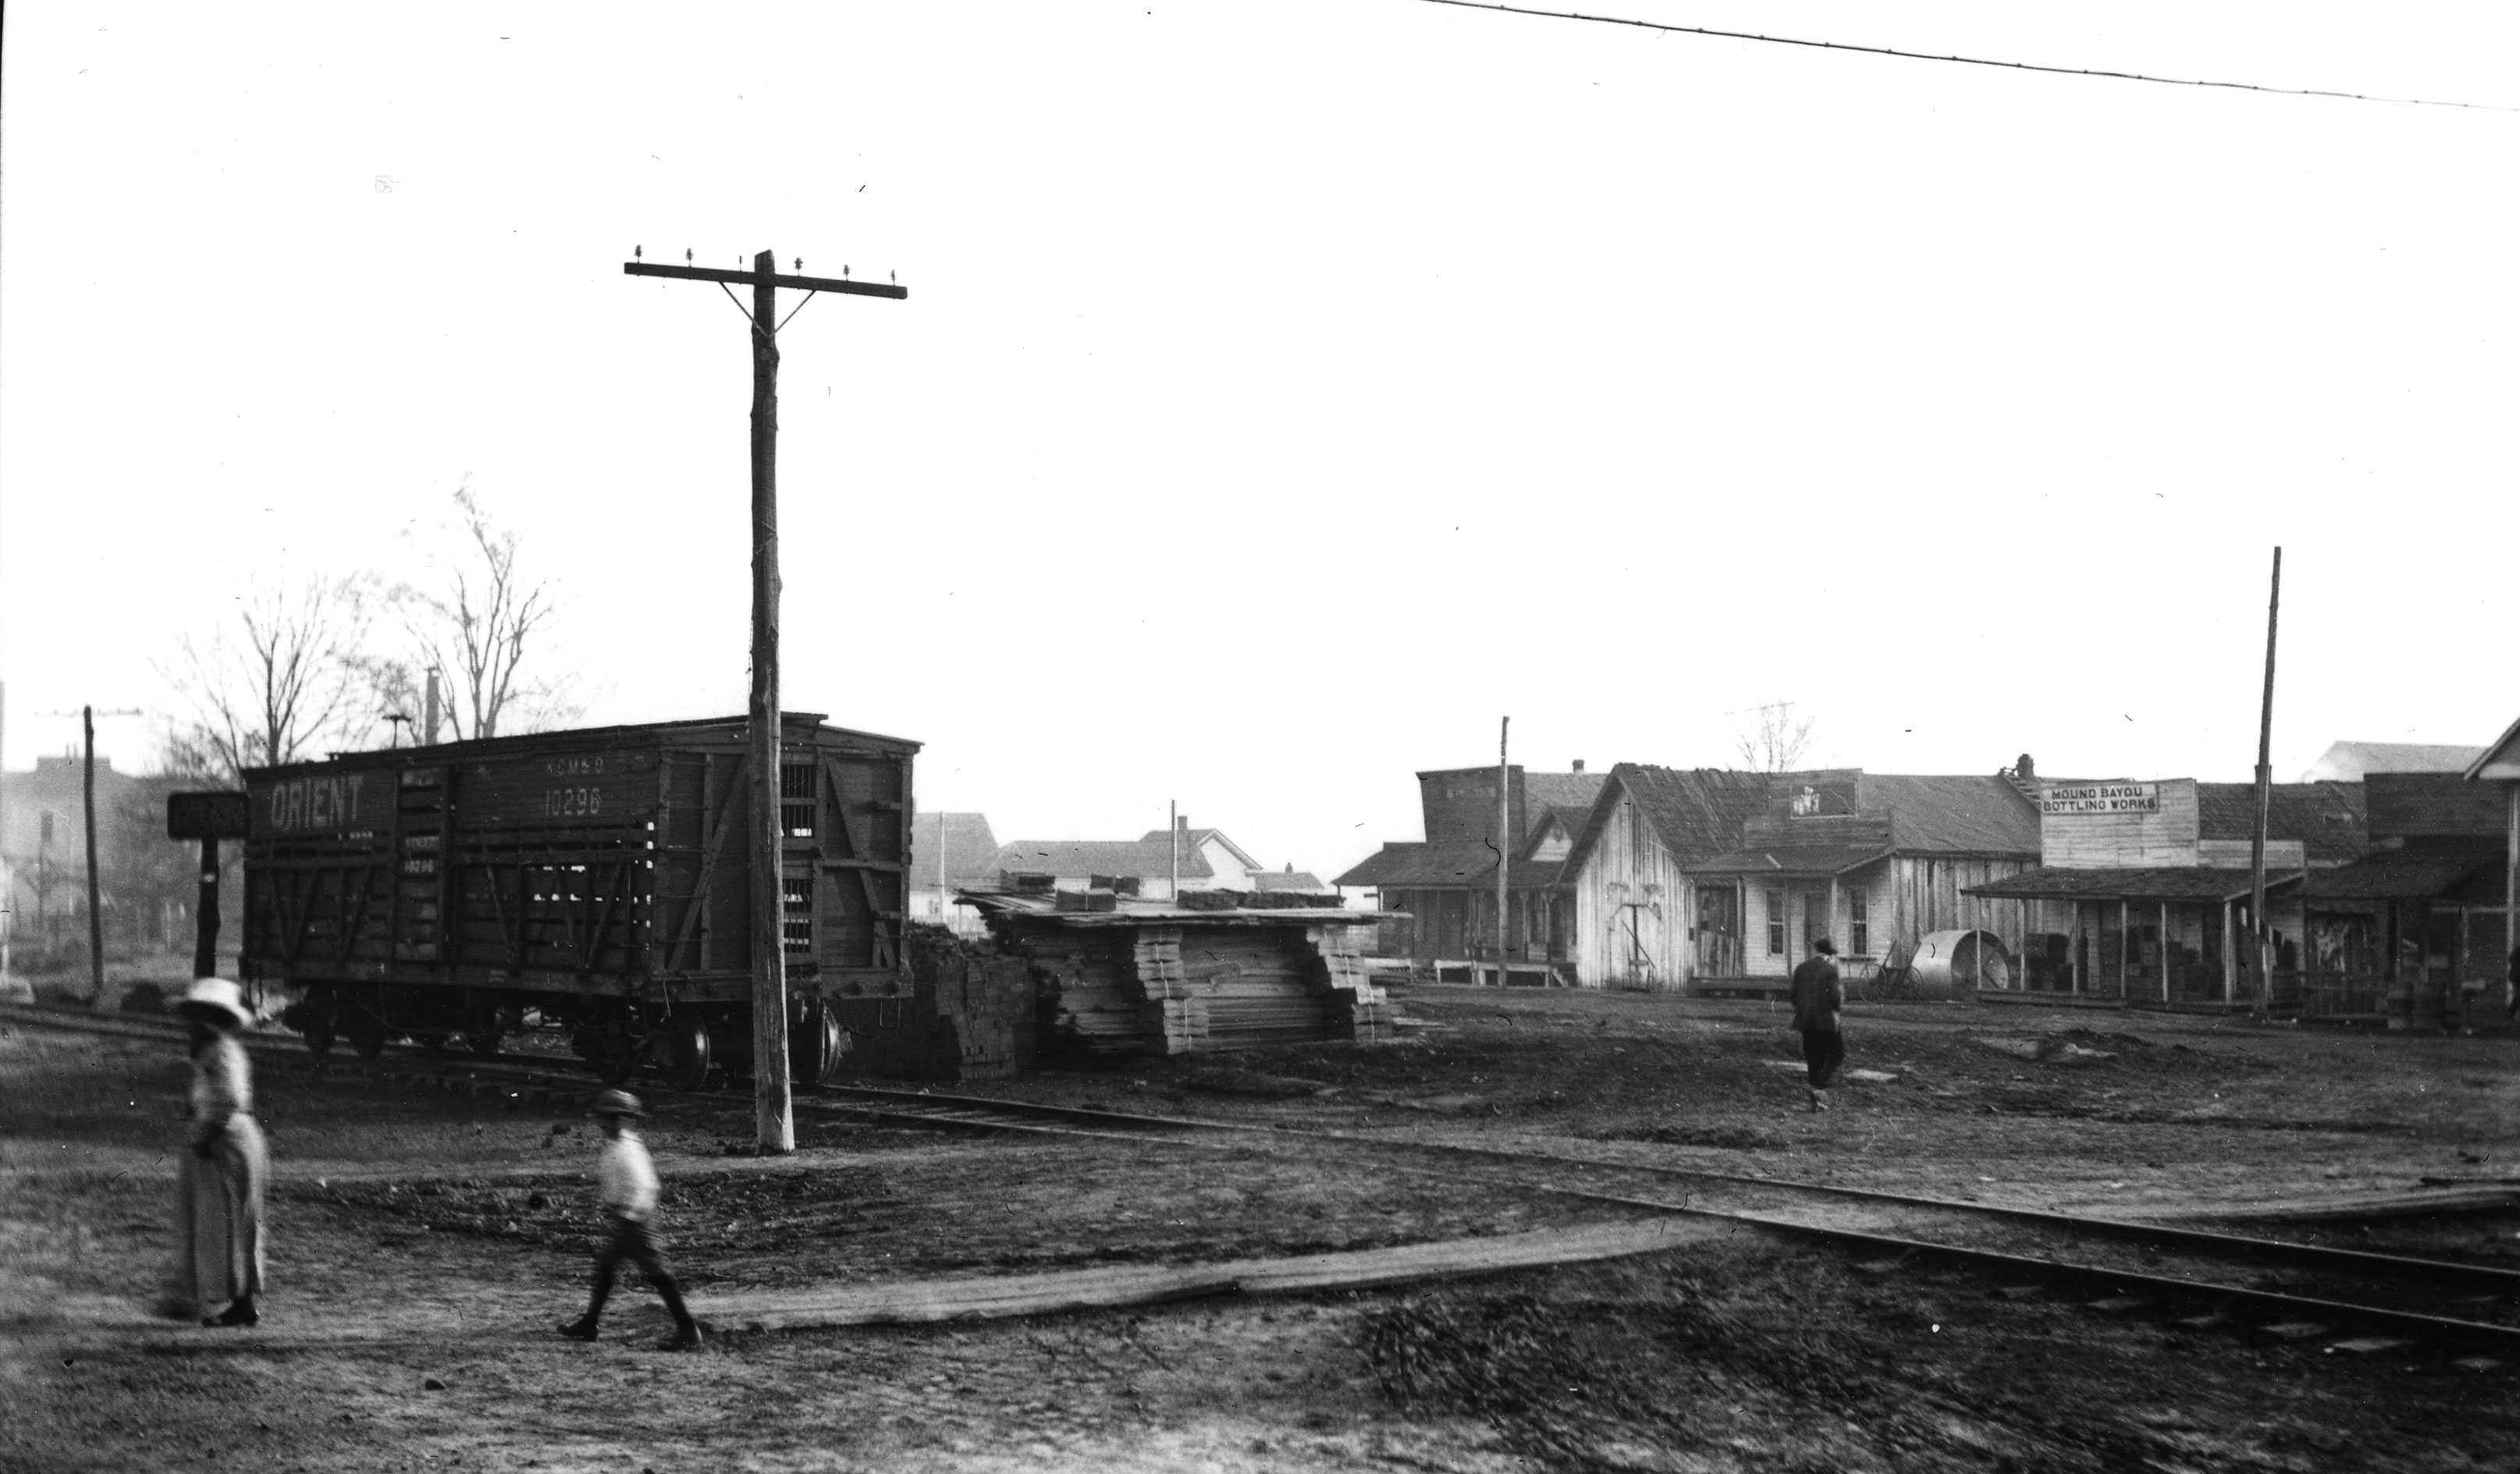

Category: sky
[3, 2, 2515, 881]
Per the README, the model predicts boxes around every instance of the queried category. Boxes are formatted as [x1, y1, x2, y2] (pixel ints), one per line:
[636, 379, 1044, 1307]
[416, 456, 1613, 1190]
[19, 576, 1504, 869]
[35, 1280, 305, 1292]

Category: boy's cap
[1814, 938, 1837, 955]
[589, 1089, 646, 1118]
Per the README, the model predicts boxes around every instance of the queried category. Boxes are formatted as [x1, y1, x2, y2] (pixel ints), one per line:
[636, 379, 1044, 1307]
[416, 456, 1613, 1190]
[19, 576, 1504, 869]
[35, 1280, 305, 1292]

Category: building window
[1766, 889, 1786, 956]
[1850, 889, 1868, 955]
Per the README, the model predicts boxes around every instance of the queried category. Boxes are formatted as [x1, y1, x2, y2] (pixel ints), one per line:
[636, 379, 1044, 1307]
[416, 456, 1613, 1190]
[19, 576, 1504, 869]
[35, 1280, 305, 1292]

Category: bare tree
[162, 577, 388, 783]
[396, 484, 576, 741]
[1733, 701, 1816, 773]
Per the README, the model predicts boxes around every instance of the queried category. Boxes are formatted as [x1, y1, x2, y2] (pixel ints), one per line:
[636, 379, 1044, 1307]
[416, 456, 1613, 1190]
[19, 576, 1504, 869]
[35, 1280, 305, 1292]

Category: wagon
[240, 712, 916, 1089]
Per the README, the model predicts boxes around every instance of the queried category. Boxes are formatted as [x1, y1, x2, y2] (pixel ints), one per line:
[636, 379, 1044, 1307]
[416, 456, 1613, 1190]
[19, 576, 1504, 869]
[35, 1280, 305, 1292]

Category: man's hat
[589, 1089, 646, 1119]
[1813, 938, 1837, 956]
[174, 977, 251, 1031]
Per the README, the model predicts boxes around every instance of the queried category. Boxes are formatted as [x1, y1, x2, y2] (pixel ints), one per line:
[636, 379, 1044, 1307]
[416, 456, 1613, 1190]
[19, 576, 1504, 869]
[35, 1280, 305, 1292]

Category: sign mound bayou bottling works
[2037, 782, 2162, 815]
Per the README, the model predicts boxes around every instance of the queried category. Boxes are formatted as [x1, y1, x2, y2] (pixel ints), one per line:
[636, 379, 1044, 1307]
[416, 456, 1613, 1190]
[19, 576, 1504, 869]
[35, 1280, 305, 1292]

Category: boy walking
[557, 1090, 703, 1351]
[1790, 938, 1845, 1111]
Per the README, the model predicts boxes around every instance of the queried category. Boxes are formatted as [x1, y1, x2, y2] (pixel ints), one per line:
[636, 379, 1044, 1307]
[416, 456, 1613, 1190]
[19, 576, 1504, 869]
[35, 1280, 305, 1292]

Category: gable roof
[1562, 765, 1775, 874]
[1138, 827, 1260, 873]
[993, 839, 1214, 881]
[2468, 713, 2520, 781]
[2193, 781, 2369, 863]
[1522, 771, 1609, 815]
[2301, 741, 2486, 782]
[910, 812, 1002, 889]
[1250, 870, 1326, 892]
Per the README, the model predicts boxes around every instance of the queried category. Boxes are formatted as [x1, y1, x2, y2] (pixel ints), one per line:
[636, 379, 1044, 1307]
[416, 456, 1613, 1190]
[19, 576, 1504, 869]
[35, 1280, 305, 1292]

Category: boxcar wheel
[656, 1014, 711, 1092]
[792, 1000, 850, 1087]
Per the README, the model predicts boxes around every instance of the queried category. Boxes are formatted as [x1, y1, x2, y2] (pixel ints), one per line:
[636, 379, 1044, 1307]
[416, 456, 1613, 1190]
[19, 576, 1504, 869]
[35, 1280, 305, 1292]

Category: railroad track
[805, 1083, 2520, 1361]
[16, 1001, 2518, 1360]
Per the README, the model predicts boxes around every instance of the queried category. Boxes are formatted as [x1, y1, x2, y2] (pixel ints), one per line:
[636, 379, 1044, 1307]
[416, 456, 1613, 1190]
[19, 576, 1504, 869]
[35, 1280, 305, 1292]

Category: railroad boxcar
[240, 712, 916, 1089]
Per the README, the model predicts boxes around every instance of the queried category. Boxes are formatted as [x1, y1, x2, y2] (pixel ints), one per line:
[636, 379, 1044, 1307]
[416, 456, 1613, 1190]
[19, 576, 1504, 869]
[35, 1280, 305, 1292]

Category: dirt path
[10, 993, 2520, 1472]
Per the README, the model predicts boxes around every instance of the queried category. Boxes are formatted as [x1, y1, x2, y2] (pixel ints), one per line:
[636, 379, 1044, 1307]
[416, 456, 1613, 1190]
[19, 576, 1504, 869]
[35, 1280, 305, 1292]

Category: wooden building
[2295, 770, 2512, 1028]
[1556, 765, 1774, 990]
[961, 889, 1392, 1056]
[1333, 764, 1607, 982]
[1964, 777, 2365, 1009]
[1681, 773, 2042, 996]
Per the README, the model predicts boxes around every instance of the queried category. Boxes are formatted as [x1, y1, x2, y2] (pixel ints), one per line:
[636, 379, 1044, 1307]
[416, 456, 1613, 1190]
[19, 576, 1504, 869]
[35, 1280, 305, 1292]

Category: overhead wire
[1415, 0, 2520, 113]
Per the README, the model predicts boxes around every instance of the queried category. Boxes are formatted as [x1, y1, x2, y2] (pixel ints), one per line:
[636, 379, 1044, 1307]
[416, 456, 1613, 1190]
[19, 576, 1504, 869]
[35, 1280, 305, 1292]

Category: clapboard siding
[1569, 797, 1693, 989]
[2041, 778, 2202, 868]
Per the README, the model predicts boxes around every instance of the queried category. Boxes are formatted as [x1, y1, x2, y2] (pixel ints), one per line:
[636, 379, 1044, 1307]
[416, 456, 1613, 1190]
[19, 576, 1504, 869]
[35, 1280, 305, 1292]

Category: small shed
[961, 889, 1396, 1057]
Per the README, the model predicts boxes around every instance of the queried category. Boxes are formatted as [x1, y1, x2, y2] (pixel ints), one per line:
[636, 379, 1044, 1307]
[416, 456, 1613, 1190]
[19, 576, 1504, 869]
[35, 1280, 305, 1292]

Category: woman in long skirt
[175, 977, 267, 1327]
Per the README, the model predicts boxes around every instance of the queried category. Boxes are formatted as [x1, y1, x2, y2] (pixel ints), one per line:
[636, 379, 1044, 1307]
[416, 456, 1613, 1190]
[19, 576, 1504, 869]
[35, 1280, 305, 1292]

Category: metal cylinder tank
[1910, 929, 2013, 996]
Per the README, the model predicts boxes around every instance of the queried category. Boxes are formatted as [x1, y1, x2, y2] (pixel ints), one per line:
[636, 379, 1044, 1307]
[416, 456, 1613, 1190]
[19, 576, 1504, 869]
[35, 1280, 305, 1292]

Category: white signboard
[2038, 782, 2161, 815]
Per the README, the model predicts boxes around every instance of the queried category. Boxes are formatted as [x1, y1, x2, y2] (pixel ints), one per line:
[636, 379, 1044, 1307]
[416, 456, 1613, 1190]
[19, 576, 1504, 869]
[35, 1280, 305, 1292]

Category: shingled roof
[1523, 770, 1610, 815]
[1861, 774, 2042, 854]
[2194, 781, 2369, 863]
[993, 840, 1214, 881]
[1334, 840, 1562, 890]
[1562, 765, 1775, 874]
[2305, 838, 2503, 900]
[1966, 866, 2306, 903]
[2363, 773, 2506, 840]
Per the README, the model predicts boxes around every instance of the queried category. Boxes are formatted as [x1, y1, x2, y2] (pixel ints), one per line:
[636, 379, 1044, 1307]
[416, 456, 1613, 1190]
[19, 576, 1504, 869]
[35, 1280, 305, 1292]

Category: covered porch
[1964, 867, 2305, 1010]
[2298, 839, 2511, 1029]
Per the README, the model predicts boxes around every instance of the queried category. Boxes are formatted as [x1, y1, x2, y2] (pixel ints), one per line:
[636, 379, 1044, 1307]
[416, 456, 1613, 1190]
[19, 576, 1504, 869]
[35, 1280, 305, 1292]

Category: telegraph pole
[2248, 549, 2281, 1015]
[41, 706, 141, 1004]
[625, 248, 906, 1153]
[1495, 716, 1510, 986]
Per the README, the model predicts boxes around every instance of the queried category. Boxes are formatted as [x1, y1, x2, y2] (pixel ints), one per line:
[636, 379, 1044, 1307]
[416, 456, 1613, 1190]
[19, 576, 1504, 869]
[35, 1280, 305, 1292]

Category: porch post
[2118, 898, 2130, 1000]
[2159, 900, 2170, 1004]
[2220, 899, 2237, 1005]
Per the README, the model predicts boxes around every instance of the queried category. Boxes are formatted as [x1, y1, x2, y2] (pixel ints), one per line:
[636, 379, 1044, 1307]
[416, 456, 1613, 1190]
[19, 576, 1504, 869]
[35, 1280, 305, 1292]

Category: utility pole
[1495, 716, 1510, 987]
[2248, 549, 2281, 1017]
[43, 706, 141, 1004]
[0, 680, 11, 1000]
[625, 248, 906, 1153]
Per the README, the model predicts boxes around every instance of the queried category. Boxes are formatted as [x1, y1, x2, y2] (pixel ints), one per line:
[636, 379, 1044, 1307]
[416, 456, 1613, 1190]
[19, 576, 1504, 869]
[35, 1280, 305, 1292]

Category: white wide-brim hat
[175, 977, 251, 1031]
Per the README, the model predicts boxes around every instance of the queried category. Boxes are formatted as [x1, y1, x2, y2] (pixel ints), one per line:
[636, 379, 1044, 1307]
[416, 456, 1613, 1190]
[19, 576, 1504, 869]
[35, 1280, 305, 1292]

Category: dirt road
[6, 989, 2518, 1472]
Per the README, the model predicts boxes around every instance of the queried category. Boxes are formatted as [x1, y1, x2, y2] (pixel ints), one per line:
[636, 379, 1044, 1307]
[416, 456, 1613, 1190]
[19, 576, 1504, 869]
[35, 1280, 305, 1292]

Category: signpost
[624, 250, 906, 1153]
[168, 791, 251, 981]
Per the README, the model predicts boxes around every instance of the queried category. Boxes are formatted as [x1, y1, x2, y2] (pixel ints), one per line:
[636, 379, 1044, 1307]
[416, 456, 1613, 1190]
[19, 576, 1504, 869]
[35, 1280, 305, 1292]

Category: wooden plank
[698, 1216, 1716, 1332]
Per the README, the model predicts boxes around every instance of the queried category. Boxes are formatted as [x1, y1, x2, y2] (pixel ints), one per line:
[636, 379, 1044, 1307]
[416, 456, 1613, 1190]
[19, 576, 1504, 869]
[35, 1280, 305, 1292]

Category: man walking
[1790, 937, 1845, 1111]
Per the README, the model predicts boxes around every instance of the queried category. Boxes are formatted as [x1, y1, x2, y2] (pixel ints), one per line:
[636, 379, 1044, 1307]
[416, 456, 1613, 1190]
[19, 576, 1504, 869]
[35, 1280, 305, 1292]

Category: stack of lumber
[1176, 890, 1242, 912]
[1306, 922, 1392, 1042]
[1054, 889, 1119, 913]
[837, 928, 1039, 1080]
[1132, 926, 1210, 1054]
